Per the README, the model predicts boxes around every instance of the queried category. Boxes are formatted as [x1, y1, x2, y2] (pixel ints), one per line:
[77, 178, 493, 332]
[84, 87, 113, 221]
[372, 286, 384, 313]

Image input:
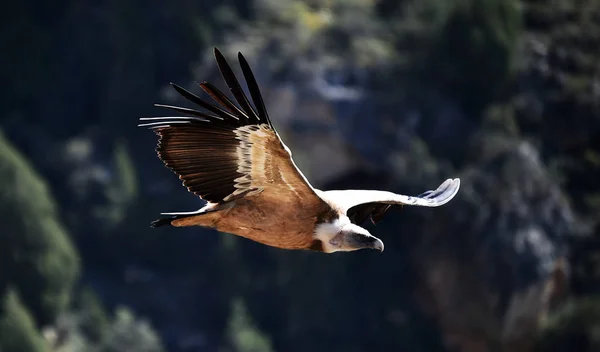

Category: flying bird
[139, 48, 460, 253]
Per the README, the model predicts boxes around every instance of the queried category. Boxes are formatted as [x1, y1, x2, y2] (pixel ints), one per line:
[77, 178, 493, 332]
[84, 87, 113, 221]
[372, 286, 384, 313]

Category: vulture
[140, 48, 460, 253]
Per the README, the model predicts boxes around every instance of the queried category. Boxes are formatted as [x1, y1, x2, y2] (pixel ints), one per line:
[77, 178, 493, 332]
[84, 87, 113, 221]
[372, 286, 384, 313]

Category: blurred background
[1, 0, 599, 351]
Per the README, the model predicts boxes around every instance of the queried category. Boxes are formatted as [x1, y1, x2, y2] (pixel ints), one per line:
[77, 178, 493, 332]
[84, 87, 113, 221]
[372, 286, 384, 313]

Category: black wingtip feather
[237, 51, 271, 125]
[213, 48, 260, 121]
[198, 81, 245, 118]
[153, 104, 222, 120]
[149, 49, 273, 131]
[169, 83, 239, 121]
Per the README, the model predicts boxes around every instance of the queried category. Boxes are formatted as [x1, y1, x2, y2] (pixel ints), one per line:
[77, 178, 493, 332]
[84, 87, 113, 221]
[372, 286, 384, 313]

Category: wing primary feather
[237, 52, 271, 124]
[169, 83, 239, 120]
[138, 121, 192, 128]
[139, 116, 211, 126]
[153, 104, 224, 121]
[213, 48, 259, 121]
[417, 190, 434, 198]
[140, 116, 207, 121]
[417, 178, 459, 204]
[199, 81, 245, 118]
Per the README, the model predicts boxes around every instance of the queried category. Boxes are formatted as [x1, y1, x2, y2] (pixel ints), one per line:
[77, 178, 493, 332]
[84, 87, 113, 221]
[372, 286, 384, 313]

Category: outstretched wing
[140, 48, 323, 208]
[322, 178, 460, 225]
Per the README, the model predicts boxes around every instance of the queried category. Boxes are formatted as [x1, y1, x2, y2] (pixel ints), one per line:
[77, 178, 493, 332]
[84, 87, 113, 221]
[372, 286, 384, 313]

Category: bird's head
[313, 219, 384, 253]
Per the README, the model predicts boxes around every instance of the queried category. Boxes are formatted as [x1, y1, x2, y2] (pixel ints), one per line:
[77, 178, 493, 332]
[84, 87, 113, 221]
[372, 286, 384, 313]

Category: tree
[98, 307, 164, 352]
[0, 130, 79, 326]
[0, 289, 48, 352]
[223, 298, 273, 352]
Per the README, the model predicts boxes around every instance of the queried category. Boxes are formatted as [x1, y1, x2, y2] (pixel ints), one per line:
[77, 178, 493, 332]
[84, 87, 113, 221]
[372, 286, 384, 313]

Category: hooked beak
[342, 233, 384, 252]
[372, 237, 384, 252]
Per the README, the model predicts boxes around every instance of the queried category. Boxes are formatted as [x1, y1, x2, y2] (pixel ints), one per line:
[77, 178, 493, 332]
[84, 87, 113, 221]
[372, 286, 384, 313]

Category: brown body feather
[171, 197, 333, 250]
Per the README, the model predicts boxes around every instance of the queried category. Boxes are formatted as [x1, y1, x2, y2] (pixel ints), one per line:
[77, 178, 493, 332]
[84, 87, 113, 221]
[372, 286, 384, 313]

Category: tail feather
[150, 214, 194, 228]
[150, 217, 176, 228]
[150, 206, 215, 228]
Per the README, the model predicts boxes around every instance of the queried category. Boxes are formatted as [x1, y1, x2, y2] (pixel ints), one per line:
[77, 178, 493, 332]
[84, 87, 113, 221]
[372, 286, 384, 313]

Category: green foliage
[98, 307, 164, 352]
[41, 303, 164, 352]
[423, 0, 523, 113]
[113, 141, 138, 203]
[97, 140, 139, 228]
[213, 0, 396, 74]
[0, 289, 48, 352]
[73, 288, 110, 343]
[0, 130, 79, 326]
[518, 0, 600, 217]
[224, 298, 274, 352]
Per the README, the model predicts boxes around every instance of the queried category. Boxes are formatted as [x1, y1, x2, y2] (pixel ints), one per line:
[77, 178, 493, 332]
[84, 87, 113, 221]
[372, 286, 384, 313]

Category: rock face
[406, 139, 572, 352]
